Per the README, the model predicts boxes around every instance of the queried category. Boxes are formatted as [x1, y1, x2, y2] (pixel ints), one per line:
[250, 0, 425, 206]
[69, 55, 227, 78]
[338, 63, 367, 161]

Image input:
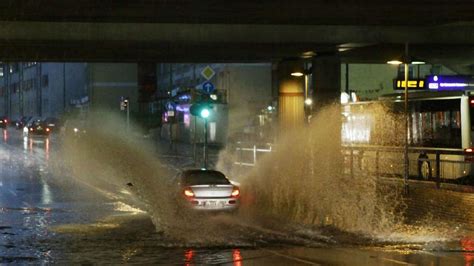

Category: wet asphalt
[0, 128, 473, 265]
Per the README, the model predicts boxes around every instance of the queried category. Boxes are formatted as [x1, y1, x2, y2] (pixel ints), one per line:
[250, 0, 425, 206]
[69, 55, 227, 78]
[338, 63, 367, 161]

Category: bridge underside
[0, 1, 471, 73]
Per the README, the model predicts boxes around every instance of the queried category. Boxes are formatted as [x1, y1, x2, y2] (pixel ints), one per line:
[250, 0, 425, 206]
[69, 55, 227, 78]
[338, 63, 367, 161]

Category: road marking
[380, 257, 416, 265]
[263, 248, 321, 265]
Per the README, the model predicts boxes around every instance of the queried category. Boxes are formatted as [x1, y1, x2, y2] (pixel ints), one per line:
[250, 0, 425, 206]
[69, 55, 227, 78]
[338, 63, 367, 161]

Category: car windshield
[31, 120, 43, 127]
[182, 170, 230, 186]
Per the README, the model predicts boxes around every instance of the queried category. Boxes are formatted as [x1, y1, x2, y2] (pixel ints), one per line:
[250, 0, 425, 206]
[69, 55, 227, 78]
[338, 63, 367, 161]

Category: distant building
[87, 63, 139, 114]
[0, 62, 88, 119]
[0, 63, 142, 122]
[0, 62, 273, 139]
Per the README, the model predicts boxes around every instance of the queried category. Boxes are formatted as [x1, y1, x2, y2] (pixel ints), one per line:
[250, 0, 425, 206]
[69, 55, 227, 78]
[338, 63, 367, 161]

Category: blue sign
[166, 102, 175, 111]
[202, 81, 215, 94]
[427, 75, 474, 91]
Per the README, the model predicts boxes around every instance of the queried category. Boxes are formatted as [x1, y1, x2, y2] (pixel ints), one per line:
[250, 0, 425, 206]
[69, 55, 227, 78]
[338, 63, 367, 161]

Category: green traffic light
[200, 108, 210, 118]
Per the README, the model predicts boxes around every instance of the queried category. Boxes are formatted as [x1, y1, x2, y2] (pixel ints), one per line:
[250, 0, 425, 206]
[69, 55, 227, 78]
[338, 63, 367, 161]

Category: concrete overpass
[1, 1, 473, 129]
[0, 1, 472, 71]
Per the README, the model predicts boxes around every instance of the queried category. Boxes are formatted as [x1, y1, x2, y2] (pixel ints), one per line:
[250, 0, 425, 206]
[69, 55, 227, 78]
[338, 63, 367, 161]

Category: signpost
[190, 102, 213, 168]
[201, 65, 215, 80]
[202, 81, 215, 94]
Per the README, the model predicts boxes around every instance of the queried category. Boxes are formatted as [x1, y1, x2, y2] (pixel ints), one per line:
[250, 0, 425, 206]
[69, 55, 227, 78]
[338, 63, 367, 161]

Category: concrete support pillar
[277, 60, 305, 131]
[311, 56, 342, 175]
[312, 56, 341, 109]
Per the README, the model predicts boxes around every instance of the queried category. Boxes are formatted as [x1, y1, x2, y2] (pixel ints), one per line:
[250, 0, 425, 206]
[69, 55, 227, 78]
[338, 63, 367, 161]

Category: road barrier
[343, 145, 472, 188]
[233, 142, 472, 187]
[233, 142, 273, 167]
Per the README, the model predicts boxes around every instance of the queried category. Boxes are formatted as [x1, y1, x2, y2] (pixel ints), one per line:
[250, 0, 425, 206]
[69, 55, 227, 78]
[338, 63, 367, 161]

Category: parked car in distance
[43, 117, 61, 132]
[26, 119, 51, 137]
[15, 116, 32, 130]
[0, 116, 8, 129]
[175, 169, 240, 212]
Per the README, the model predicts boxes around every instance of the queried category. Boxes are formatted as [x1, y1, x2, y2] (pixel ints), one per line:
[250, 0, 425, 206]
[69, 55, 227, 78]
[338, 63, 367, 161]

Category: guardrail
[233, 142, 472, 187]
[234, 142, 273, 167]
[343, 145, 471, 188]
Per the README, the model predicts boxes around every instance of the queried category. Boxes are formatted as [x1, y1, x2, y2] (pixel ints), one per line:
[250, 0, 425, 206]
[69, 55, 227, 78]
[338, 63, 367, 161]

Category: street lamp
[387, 44, 425, 195]
[291, 67, 313, 124]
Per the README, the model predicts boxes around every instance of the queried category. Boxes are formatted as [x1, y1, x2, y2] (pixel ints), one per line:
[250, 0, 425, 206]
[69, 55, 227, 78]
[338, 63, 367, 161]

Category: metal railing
[343, 145, 471, 188]
[232, 142, 472, 188]
[234, 142, 273, 167]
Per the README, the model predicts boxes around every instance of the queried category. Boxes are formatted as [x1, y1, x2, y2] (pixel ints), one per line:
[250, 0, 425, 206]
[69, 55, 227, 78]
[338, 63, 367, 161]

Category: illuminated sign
[394, 79, 425, 90]
[427, 75, 474, 91]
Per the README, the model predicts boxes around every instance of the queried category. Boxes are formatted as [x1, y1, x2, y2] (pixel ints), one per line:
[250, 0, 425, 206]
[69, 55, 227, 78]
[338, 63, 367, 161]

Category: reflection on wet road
[0, 128, 473, 264]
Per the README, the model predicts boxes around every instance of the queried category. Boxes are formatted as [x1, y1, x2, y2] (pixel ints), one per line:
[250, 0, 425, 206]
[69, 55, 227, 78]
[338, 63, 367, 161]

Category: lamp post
[291, 68, 313, 124]
[291, 67, 314, 175]
[201, 108, 210, 169]
[387, 43, 425, 195]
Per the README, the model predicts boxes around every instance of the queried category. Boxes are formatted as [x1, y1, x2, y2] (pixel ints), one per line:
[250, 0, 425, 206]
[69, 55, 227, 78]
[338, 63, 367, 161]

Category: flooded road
[0, 129, 473, 265]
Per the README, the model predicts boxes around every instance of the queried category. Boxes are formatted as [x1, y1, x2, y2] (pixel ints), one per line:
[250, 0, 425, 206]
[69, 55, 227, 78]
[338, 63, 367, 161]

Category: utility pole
[4, 63, 10, 118]
[126, 98, 130, 131]
[203, 117, 208, 169]
[19, 63, 24, 117]
[403, 43, 409, 195]
[38, 63, 42, 117]
[169, 64, 173, 151]
[63, 63, 67, 112]
[193, 64, 197, 165]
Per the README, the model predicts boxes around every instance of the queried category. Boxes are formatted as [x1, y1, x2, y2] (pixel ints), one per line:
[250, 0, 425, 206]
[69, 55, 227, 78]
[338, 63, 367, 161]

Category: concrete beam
[0, 1, 472, 26]
[0, 22, 472, 44]
[0, 21, 471, 62]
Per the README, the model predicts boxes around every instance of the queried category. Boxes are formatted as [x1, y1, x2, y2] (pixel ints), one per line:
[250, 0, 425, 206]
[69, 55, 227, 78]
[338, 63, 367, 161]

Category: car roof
[182, 169, 225, 175]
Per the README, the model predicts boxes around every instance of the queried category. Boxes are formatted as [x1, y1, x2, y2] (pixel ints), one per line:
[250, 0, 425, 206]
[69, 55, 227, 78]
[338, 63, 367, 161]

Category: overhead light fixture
[387, 60, 403, 65]
[301, 51, 317, 59]
[387, 56, 425, 65]
[291, 72, 304, 77]
[338, 48, 351, 52]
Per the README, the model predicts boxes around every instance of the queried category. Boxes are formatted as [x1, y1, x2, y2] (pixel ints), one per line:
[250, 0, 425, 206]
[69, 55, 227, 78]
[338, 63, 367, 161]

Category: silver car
[176, 169, 240, 212]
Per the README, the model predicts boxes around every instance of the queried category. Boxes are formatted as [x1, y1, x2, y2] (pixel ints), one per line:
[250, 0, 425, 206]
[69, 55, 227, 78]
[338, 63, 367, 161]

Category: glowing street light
[290, 72, 304, 77]
[291, 67, 313, 124]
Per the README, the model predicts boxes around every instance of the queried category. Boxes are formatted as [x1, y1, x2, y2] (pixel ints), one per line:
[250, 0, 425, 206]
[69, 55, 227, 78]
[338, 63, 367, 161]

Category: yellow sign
[201, 65, 215, 80]
[394, 79, 425, 89]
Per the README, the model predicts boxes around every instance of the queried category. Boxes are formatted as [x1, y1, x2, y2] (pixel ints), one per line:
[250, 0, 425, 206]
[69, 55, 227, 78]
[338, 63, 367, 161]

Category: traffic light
[200, 107, 210, 118]
[123, 98, 129, 109]
[120, 97, 129, 110]
[190, 103, 212, 118]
